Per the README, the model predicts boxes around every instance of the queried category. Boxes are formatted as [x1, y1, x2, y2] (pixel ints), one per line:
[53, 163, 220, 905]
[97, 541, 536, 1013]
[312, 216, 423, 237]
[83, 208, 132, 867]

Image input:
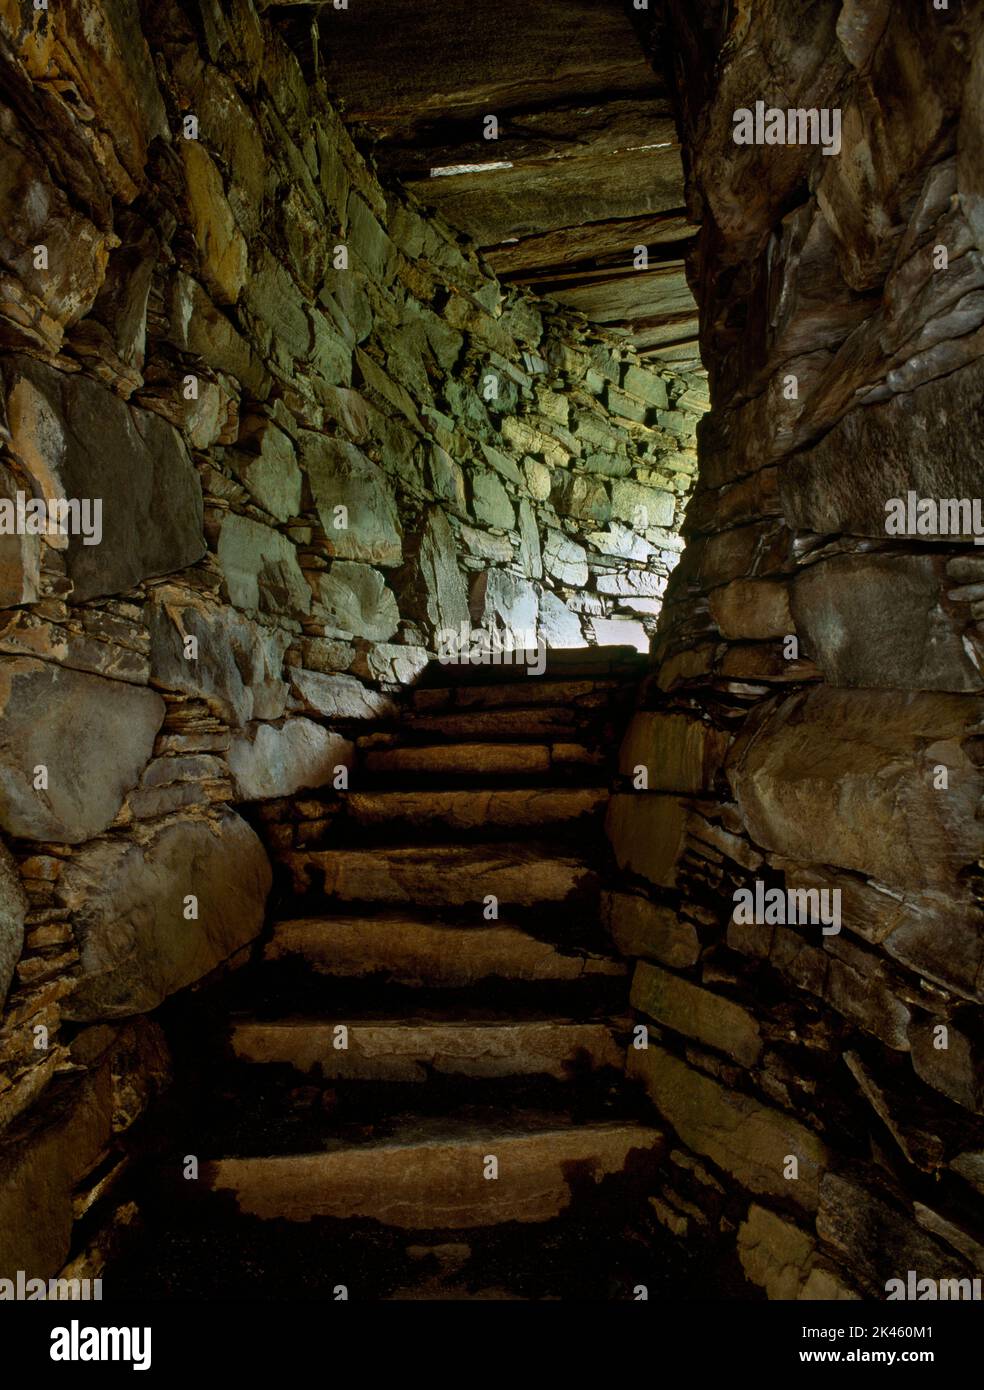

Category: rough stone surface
[780, 357, 984, 540]
[207, 1122, 663, 1228]
[227, 720, 354, 802]
[608, 0, 984, 1300]
[291, 844, 596, 910]
[231, 1019, 624, 1083]
[619, 712, 728, 792]
[630, 962, 763, 1067]
[602, 892, 700, 969]
[60, 813, 271, 1020]
[347, 787, 605, 834]
[217, 513, 311, 617]
[290, 670, 398, 721]
[267, 915, 625, 988]
[816, 1172, 965, 1298]
[303, 436, 403, 566]
[418, 509, 471, 634]
[148, 591, 290, 725]
[709, 580, 793, 641]
[738, 1204, 859, 1301]
[315, 563, 400, 641]
[2, 357, 205, 601]
[0, 1021, 170, 1280]
[0, 0, 700, 1285]
[606, 794, 687, 889]
[727, 687, 984, 892]
[0, 841, 27, 1013]
[0, 659, 164, 843]
[792, 554, 982, 691]
[181, 142, 248, 305]
[628, 1046, 829, 1211]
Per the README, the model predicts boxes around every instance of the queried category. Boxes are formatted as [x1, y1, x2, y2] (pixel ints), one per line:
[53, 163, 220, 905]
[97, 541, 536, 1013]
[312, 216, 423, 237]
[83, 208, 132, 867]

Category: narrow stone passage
[5, 0, 984, 1336]
[109, 648, 690, 1301]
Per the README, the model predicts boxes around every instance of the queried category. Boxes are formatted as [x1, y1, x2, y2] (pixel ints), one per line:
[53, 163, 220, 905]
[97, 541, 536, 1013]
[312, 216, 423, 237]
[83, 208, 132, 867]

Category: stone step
[203, 1118, 663, 1228]
[285, 842, 600, 907]
[398, 707, 589, 741]
[411, 678, 625, 713]
[265, 915, 624, 987]
[228, 1017, 627, 1082]
[360, 742, 606, 777]
[343, 787, 607, 835]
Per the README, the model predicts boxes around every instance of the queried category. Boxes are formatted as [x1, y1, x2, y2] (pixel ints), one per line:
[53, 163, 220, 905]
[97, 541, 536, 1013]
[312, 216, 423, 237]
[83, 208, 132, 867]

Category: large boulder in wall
[59, 811, 272, 1020]
[2, 356, 205, 601]
[0, 658, 164, 843]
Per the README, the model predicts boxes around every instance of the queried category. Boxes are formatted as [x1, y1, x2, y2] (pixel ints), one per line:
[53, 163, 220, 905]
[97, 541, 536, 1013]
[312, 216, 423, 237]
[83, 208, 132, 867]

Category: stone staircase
[111, 648, 672, 1300]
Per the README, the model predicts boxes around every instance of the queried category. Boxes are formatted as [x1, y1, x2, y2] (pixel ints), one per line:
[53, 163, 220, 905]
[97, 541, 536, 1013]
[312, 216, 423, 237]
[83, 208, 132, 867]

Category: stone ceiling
[274, 0, 700, 369]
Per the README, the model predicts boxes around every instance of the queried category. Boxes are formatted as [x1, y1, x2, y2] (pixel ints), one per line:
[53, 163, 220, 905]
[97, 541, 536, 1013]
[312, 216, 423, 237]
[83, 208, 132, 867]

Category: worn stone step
[360, 742, 606, 776]
[399, 707, 588, 741]
[411, 678, 624, 713]
[285, 842, 600, 906]
[265, 915, 624, 987]
[228, 1018, 627, 1082]
[344, 787, 607, 835]
[203, 1118, 663, 1228]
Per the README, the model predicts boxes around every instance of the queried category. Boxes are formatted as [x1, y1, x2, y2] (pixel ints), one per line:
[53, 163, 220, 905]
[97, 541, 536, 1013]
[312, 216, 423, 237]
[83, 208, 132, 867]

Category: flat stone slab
[0, 658, 164, 842]
[205, 1120, 663, 1227]
[402, 708, 582, 740]
[229, 1018, 626, 1082]
[411, 679, 620, 712]
[362, 743, 551, 776]
[285, 843, 598, 907]
[265, 916, 624, 987]
[345, 787, 606, 833]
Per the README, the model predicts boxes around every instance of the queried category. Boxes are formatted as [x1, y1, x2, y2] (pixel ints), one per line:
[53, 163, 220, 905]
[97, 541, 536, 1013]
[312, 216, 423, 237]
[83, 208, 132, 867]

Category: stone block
[180, 141, 247, 305]
[148, 590, 289, 725]
[3, 356, 205, 602]
[628, 1046, 829, 1210]
[631, 962, 763, 1066]
[0, 659, 163, 843]
[709, 580, 794, 640]
[61, 812, 271, 1020]
[611, 479, 675, 529]
[606, 793, 688, 889]
[228, 720, 354, 801]
[0, 1020, 170, 1279]
[302, 434, 403, 567]
[471, 470, 514, 530]
[780, 356, 984, 539]
[738, 1204, 859, 1300]
[792, 553, 981, 691]
[316, 562, 399, 641]
[419, 509, 470, 635]
[618, 711, 729, 792]
[217, 513, 311, 617]
[727, 686, 984, 893]
[470, 570, 539, 641]
[543, 530, 588, 587]
[602, 892, 701, 969]
[817, 1172, 963, 1297]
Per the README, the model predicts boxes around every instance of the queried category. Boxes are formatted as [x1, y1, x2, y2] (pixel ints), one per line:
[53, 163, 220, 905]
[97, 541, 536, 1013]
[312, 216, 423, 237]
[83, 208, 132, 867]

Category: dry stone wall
[0, 0, 700, 1278]
[612, 0, 984, 1299]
